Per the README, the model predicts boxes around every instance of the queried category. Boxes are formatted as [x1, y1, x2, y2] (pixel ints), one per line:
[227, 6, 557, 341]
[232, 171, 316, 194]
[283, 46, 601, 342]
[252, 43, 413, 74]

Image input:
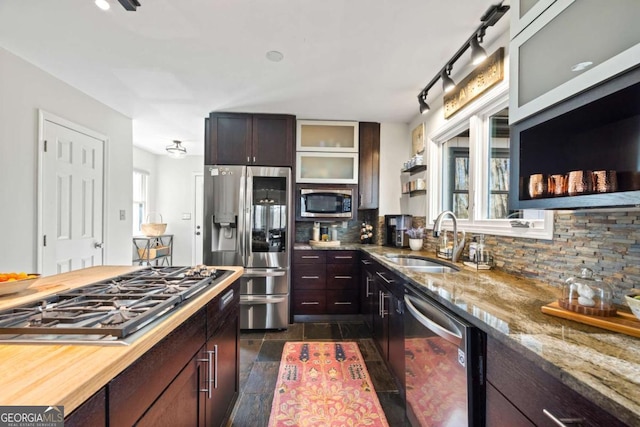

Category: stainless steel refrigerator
[203, 165, 291, 330]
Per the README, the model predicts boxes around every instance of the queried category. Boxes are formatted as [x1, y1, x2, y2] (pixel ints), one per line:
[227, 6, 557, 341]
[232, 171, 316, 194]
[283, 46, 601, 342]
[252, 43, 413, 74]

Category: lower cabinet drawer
[292, 264, 326, 290]
[486, 337, 625, 427]
[326, 289, 359, 314]
[326, 263, 358, 290]
[293, 290, 326, 314]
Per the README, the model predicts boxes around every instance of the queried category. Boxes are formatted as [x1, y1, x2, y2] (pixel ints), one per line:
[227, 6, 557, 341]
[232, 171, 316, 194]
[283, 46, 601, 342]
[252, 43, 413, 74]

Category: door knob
[94, 242, 104, 248]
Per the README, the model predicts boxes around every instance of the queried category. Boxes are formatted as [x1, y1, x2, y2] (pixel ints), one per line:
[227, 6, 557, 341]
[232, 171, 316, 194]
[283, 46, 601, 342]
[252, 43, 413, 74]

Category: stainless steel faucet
[432, 210, 466, 263]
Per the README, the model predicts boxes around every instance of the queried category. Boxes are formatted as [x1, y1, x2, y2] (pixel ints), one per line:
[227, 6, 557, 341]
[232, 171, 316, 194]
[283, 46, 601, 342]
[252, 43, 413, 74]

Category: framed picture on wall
[412, 123, 425, 155]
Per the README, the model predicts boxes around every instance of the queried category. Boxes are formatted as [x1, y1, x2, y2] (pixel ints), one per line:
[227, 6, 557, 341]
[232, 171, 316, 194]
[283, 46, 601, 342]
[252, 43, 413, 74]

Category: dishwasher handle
[404, 294, 462, 346]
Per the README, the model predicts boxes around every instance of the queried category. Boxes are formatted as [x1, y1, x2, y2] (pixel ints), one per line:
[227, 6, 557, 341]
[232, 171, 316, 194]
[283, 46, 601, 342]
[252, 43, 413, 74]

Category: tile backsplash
[410, 210, 640, 302]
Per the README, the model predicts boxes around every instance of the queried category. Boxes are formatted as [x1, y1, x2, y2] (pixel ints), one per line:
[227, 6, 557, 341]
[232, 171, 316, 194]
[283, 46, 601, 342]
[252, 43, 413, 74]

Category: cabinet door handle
[301, 255, 319, 259]
[334, 256, 353, 259]
[542, 409, 585, 427]
[212, 344, 218, 390]
[301, 275, 320, 279]
[301, 301, 319, 305]
[376, 271, 395, 284]
[253, 156, 256, 163]
[247, 156, 250, 163]
[334, 302, 352, 305]
[334, 275, 352, 279]
[365, 277, 373, 297]
[197, 349, 215, 399]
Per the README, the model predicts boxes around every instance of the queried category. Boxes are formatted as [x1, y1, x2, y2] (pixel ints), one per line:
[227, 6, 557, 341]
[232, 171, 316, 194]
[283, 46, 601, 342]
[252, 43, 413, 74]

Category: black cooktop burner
[0, 266, 231, 341]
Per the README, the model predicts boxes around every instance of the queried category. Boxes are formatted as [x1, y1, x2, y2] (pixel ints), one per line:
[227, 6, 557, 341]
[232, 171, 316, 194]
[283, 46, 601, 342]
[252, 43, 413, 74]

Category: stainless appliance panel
[245, 166, 291, 269]
[240, 294, 288, 329]
[404, 283, 485, 427]
[204, 165, 246, 266]
[240, 268, 289, 295]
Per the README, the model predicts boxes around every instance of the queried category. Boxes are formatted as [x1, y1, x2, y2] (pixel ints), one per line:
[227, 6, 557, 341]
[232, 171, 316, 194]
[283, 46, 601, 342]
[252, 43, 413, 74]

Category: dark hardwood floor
[226, 320, 408, 426]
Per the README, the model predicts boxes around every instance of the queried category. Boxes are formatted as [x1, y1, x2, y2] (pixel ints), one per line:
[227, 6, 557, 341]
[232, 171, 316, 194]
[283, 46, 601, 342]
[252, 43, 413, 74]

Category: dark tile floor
[226, 321, 407, 426]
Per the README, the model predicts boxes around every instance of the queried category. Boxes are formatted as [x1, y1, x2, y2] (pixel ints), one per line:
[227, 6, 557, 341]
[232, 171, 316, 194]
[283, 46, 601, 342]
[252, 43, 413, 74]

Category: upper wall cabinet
[358, 122, 380, 209]
[205, 113, 295, 167]
[510, 0, 556, 38]
[296, 120, 358, 152]
[509, 0, 640, 124]
[296, 120, 359, 183]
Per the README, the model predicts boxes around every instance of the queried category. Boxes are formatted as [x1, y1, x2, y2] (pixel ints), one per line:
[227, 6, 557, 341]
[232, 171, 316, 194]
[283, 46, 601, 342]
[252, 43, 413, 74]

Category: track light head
[470, 35, 487, 65]
[418, 93, 430, 114]
[441, 69, 456, 93]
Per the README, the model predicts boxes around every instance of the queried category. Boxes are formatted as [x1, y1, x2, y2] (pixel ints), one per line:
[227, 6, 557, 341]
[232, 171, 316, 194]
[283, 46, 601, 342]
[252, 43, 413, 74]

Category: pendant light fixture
[416, 3, 509, 114]
[166, 140, 187, 159]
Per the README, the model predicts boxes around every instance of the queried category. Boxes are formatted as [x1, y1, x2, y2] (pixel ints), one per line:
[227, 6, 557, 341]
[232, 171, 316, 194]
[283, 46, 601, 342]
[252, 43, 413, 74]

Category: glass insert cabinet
[296, 120, 359, 183]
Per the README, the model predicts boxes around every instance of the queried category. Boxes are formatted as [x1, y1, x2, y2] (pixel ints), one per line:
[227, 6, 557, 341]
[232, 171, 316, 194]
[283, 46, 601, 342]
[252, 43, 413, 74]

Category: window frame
[132, 169, 149, 235]
[428, 85, 554, 240]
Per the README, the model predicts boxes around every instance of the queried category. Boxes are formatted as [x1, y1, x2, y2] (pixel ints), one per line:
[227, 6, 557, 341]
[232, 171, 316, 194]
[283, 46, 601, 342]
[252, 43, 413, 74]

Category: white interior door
[193, 173, 204, 265]
[40, 113, 105, 275]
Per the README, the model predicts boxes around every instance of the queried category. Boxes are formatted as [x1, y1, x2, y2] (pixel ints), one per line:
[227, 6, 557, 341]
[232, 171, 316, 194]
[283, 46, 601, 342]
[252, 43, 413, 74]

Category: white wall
[0, 47, 133, 272]
[154, 155, 205, 266]
[378, 122, 410, 215]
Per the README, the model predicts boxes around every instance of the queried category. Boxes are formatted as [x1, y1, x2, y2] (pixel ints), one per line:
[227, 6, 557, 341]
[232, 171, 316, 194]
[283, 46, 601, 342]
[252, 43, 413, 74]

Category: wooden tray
[308, 240, 341, 248]
[541, 301, 640, 338]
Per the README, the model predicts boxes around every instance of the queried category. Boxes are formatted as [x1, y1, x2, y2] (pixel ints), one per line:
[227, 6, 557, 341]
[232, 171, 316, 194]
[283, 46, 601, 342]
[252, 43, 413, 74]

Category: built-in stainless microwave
[296, 185, 355, 220]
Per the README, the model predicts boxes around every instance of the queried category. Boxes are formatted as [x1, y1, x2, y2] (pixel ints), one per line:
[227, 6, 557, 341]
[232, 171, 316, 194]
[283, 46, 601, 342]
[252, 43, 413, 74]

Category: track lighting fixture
[470, 34, 488, 65]
[166, 140, 187, 159]
[418, 93, 430, 114]
[441, 67, 456, 93]
[416, 2, 509, 115]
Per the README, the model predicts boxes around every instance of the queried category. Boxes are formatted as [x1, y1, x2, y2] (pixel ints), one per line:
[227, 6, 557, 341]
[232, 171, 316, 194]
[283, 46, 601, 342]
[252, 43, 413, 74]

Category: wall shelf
[401, 164, 427, 174]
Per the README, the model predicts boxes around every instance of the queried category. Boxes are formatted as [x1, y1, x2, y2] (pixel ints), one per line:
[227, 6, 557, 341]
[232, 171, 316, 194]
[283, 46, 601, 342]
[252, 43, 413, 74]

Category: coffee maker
[384, 215, 413, 247]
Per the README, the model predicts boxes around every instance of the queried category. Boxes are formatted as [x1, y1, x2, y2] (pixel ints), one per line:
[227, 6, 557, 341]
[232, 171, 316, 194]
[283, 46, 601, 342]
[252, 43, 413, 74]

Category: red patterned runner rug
[267, 341, 390, 427]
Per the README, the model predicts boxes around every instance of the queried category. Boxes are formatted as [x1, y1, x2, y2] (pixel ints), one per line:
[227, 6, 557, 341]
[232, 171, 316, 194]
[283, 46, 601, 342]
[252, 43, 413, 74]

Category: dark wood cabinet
[64, 388, 106, 427]
[205, 112, 295, 167]
[358, 122, 380, 209]
[486, 336, 626, 427]
[359, 255, 376, 331]
[363, 257, 404, 393]
[107, 281, 240, 427]
[203, 307, 240, 426]
[292, 250, 359, 315]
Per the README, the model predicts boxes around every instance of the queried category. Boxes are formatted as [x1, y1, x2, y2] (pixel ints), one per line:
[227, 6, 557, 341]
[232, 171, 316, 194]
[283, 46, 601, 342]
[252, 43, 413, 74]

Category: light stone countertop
[359, 245, 640, 426]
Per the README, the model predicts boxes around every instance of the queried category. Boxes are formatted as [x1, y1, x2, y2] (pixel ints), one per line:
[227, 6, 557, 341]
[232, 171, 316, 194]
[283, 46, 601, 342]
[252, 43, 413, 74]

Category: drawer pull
[376, 271, 395, 284]
[542, 409, 585, 427]
[334, 302, 352, 305]
[301, 255, 319, 259]
[334, 275, 352, 279]
[301, 275, 320, 279]
[301, 301, 320, 305]
[361, 259, 372, 265]
[334, 256, 353, 259]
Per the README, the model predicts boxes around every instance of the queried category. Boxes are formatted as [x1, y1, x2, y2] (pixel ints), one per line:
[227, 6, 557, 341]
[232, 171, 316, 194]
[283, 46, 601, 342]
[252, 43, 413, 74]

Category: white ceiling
[0, 0, 507, 155]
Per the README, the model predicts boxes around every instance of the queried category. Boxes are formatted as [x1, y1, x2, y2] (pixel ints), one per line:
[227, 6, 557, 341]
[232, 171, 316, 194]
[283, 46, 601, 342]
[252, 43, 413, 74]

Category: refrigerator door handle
[238, 166, 248, 266]
[243, 166, 252, 265]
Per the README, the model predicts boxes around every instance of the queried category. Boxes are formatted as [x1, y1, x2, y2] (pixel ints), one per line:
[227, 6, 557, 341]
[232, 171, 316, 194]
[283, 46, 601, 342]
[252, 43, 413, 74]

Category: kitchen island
[0, 265, 243, 422]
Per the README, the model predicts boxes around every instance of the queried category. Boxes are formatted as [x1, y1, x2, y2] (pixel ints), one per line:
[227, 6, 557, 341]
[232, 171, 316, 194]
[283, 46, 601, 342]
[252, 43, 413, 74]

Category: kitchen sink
[383, 254, 459, 273]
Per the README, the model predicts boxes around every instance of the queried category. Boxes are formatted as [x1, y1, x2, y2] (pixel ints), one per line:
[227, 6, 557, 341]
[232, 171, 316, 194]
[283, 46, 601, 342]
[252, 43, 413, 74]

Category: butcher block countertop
[0, 265, 243, 415]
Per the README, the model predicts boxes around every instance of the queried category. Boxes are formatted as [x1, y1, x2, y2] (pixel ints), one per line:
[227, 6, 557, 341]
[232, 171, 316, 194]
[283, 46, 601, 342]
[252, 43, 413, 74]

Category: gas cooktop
[0, 266, 232, 345]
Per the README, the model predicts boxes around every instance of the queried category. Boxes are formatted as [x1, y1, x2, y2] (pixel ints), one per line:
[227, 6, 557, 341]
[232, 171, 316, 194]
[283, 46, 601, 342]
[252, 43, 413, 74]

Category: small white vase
[409, 238, 423, 251]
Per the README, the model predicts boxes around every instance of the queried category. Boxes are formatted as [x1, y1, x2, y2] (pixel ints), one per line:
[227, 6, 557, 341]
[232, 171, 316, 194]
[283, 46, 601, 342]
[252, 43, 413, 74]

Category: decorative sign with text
[443, 47, 504, 119]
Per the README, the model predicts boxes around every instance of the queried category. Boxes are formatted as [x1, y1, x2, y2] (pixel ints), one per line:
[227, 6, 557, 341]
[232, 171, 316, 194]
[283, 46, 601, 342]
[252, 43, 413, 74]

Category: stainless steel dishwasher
[404, 282, 486, 427]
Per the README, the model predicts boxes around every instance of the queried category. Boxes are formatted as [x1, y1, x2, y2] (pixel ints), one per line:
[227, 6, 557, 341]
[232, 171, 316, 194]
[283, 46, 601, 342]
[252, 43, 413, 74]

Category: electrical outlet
[119, 210, 126, 220]
[182, 213, 191, 220]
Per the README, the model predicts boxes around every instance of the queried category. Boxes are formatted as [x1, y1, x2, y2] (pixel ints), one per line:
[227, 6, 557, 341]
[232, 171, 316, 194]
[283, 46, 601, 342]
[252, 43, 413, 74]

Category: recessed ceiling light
[266, 51, 284, 62]
[571, 61, 593, 72]
[95, 0, 110, 10]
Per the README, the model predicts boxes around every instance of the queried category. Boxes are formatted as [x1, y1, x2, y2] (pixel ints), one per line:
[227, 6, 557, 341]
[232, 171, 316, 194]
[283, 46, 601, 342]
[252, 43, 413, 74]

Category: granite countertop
[358, 245, 640, 426]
